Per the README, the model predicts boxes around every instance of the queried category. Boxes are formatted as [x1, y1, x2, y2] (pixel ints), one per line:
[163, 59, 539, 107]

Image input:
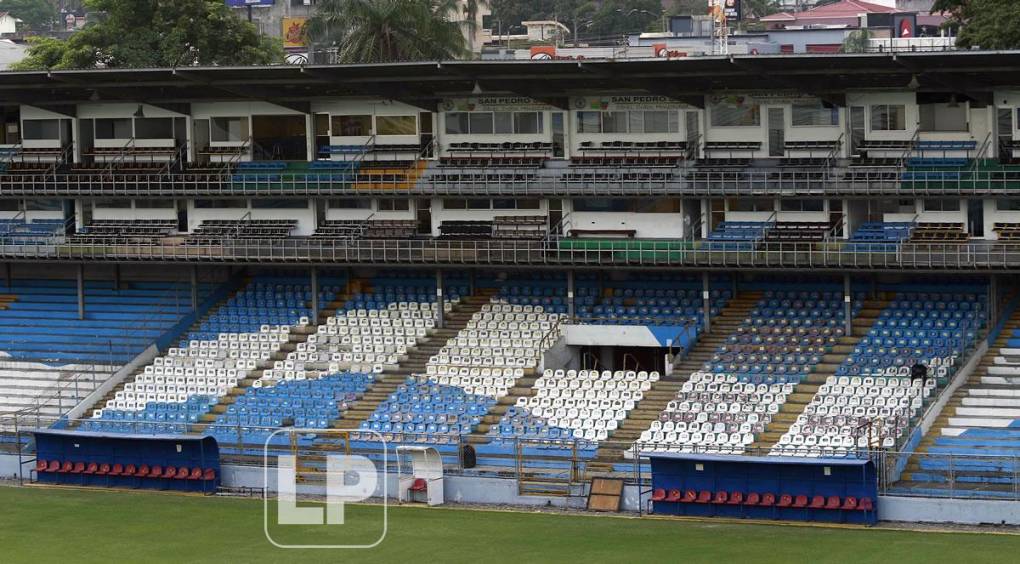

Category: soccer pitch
[2, 486, 1018, 563]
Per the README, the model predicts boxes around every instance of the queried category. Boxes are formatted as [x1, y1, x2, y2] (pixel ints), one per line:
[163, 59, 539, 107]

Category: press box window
[377, 199, 410, 212]
[710, 102, 761, 127]
[376, 115, 417, 136]
[328, 199, 372, 209]
[996, 199, 1020, 211]
[210, 117, 249, 142]
[22, 119, 60, 140]
[870, 105, 906, 131]
[134, 118, 174, 139]
[922, 199, 961, 212]
[94, 118, 132, 139]
[791, 103, 839, 127]
[332, 115, 372, 136]
[919, 103, 967, 132]
[780, 199, 825, 212]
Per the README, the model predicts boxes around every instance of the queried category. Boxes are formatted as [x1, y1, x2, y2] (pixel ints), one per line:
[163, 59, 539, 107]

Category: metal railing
[1, 238, 1020, 270]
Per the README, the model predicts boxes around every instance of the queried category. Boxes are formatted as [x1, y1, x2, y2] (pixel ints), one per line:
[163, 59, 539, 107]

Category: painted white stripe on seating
[962, 397, 1020, 408]
[956, 406, 1020, 417]
[947, 417, 1014, 428]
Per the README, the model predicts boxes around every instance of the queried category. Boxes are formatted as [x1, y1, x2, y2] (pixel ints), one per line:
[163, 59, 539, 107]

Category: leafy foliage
[933, 0, 1020, 50]
[0, 0, 58, 31]
[11, 0, 283, 70]
[306, 0, 469, 63]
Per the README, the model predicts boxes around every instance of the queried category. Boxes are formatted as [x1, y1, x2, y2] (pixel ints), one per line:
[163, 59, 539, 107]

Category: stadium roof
[2, 51, 1020, 111]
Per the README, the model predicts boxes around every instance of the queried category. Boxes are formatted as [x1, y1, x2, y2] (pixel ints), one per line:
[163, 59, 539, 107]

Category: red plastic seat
[409, 478, 427, 492]
[651, 488, 667, 502]
[97, 463, 111, 475]
[776, 494, 793, 508]
[161, 467, 177, 479]
[825, 496, 841, 510]
[70, 462, 85, 474]
[46, 460, 60, 472]
[109, 463, 124, 476]
[665, 489, 682, 502]
[124, 464, 137, 476]
[85, 462, 98, 475]
[727, 491, 744, 505]
[60, 461, 73, 473]
[713, 491, 728, 504]
[858, 497, 874, 511]
[35, 460, 47, 472]
[744, 492, 761, 505]
[695, 490, 712, 504]
[136, 464, 150, 478]
[188, 468, 203, 480]
[841, 496, 858, 510]
[149, 465, 163, 478]
[202, 468, 216, 480]
[681, 489, 697, 503]
[759, 493, 776, 507]
[809, 495, 826, 509]
[176, 467, 190, 479]
[792, 495, 809, 508]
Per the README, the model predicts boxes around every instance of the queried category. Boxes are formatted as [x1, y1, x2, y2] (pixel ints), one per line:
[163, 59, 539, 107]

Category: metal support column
[77, 263, 85, 320]
[469, 269, 475, 296]
[310, 267, 320, 322]
[4, 263, 10, 289]
[190, 266, 199, 311]
[567, 270, 576, 322]
[435, 269, 444, 329]
[702, 272, 711, 333]
[844, 274, 853, 337]
[990, 274, 998, 329]
[113, 264, 121, 291]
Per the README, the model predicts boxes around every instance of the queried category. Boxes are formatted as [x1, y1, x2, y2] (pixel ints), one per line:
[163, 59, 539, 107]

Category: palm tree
[306, 0, 471, 64]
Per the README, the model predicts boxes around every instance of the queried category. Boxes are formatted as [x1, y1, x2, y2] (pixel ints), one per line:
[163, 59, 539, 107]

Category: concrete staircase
[585, 291, 764, 471]
[749, 296, 889, 451]
[895, 306, 1020, 495]
[336, 288, 500, 430]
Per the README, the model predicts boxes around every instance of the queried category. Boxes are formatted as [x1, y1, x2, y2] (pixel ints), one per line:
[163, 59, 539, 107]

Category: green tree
[841, 28, 872, 53]
[11, 0, 282, 70]
[934, 0, 1020, 49]
[306, 0, 469, 63]
[0, 0, 58, 31]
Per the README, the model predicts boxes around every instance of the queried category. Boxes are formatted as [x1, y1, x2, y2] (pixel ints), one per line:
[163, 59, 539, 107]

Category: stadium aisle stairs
[584, 291, 763, 471]
[896, 306, 1020, 497]
[189, 280, 367, 433]
[749, 295, 889, 451]
[336, 288, 501, 428]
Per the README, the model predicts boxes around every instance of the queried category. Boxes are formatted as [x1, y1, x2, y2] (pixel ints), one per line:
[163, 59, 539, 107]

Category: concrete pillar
[310, 267, 319, 322]
[567, 270, 576, 322]
[702, 272, 711, 333]
[77, 263, 85, 320]
[844, 274, 853, 337]
[191, 266, 199, 311]
[435, 269, 444, 329]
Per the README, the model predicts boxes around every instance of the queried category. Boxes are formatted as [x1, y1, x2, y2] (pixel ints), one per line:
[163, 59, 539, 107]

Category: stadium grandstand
[4, 52, 1020, 542]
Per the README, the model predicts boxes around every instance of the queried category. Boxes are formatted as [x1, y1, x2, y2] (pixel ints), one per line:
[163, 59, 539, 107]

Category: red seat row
[36, 460, 215, 481]
[651, 489, 873, 511]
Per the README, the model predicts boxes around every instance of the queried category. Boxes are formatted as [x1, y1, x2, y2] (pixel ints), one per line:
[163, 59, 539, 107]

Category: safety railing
[2, 238, 1020, 270]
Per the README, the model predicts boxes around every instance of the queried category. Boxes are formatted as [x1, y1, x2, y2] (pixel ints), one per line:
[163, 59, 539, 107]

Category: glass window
[516, 198, 541, 210]
[870, 105, 906, 131]
[194, 199, 246, 209]
[332, 115, 372, 136]
[637, 198, 682, 213]
[24, 199, 62, 211]
[443, 199, 466, 209]
[376, 115, 416, 136]
[711, 102, 761, 127]
[642, 111, 678, 134]
[780, 199, 825, 212]
[493, 112, 513, 134]
[251, 199, 308, 209]
[135, 199, 175, 209]
[514, 112, 543, 134]
[791, 102, 839, 126]
[996, 199, 1020, 211]
[378, 199, 410, 212]
[328, 198, 372, 209]
[573, 199, 631, 212]
[468, 113, 493, 134]
[0, 200, 19, 211]
[922, 199, 961, 212]
[210, 117, 248, 142]
[729, 198, 774, 212]
[628, 111, 644, 134]
[576, 111, 601, 133]
[92, 199, 131, 209]
[134, 118, 174, 139]
[601, 112, 629, 134]
[919, 103, 967, 132]
[94, 118, 132, 139]
[467, 199, 490, 210]
[21, 119, 60, 140]
[444, 113, 469, 134]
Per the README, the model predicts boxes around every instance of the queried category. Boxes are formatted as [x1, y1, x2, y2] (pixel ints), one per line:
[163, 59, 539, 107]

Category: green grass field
[2, 486, 1018, 563]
